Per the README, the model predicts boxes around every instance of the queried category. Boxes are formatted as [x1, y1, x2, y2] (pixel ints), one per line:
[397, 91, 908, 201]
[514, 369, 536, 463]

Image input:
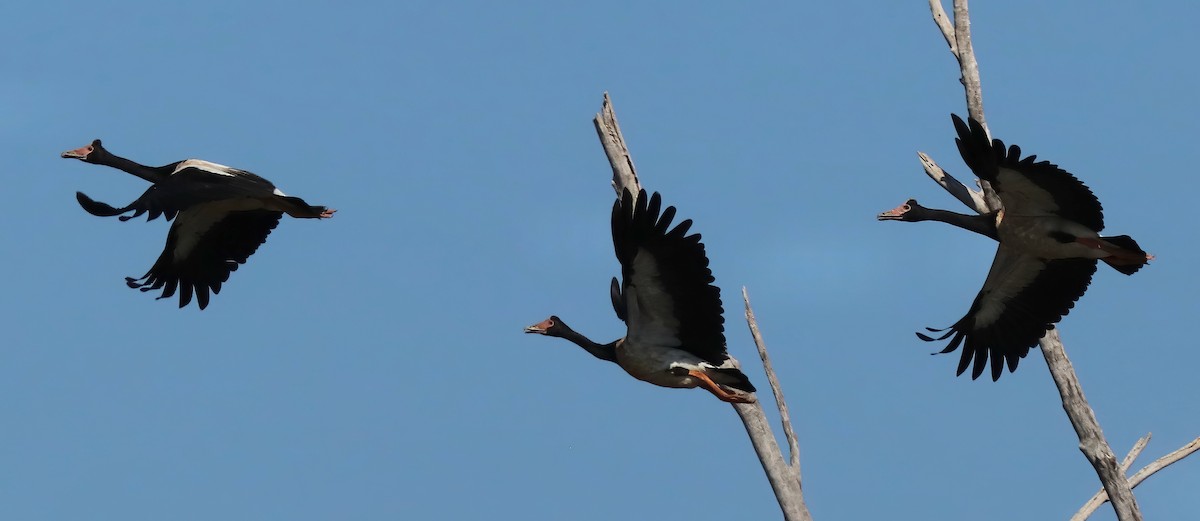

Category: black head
[61, 139, 109, 163]
[524, 315, 569, 337]
[877, 199, 927, 221]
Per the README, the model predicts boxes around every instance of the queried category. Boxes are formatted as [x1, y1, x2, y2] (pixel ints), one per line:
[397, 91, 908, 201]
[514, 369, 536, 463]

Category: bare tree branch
[743, 287, 802, 472]
[1124, 437, 1200, 494]
[1039, 330, 1142, 520]
[916, 151, 988, 214]
[924, 0, 1003, 212]
[730, 403, 811, 521]
[1072, 436, 1200, 520]
[1119, 434, 1153, 473]
[950, 0, 986, 129]
[928, 0, 957, 56]
[593, 92, 642, 199]
[591, 93, 811, 521]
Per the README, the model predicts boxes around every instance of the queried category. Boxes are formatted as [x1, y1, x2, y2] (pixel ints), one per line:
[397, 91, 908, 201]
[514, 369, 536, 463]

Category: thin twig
[1072, 436, 1200, 521]
[1120, 434, 1153, 472]
[743, 287, 802, 473]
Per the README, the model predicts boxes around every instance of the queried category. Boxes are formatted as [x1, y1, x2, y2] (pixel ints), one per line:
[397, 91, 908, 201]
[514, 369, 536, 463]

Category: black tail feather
[76, 192, 132, 217]
[1103, 234, 1144, 253]
[1100, 235, 1149, 275]
[711, 367, 756, 393]
[279, 195, 330, 218]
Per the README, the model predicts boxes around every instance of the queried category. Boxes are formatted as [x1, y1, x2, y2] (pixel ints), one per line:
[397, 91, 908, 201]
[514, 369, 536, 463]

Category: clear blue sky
[4, 1, 1197, 519]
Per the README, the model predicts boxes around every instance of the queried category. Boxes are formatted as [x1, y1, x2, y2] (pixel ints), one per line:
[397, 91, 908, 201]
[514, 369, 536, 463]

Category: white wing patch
[272, 187, 288, 197]
[173, 159, 239, 177]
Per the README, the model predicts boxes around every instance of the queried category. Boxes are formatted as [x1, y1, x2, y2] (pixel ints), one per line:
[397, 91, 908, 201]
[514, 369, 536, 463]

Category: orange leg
[687, 370, 755, 404]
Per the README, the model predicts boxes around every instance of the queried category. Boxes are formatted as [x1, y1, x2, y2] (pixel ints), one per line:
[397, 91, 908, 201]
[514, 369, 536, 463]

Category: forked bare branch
[1072, 436, 1200, 520]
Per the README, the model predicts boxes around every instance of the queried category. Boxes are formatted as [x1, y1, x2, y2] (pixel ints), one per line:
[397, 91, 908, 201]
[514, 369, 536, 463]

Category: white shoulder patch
[174, 159, 238, 177]
[272, 187, 288, 197]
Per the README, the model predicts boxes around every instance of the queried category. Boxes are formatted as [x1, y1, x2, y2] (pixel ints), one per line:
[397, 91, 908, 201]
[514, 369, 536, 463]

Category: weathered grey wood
[916, 151, 988, 214]
[743, 288, 802, 472]
[593, 92, 642, 200]
[732, 402, 810, 521]
[1119, 434, 1152, 475]
[734, 288, 809, 520]
[927, 0, 1001, 211]
[591, 93, 811, 521]
[951, 0, 986, 131]
[928, 0, 957, 56]
[1039, 330, 1142, 520]
[1072, 436, 1200, 520]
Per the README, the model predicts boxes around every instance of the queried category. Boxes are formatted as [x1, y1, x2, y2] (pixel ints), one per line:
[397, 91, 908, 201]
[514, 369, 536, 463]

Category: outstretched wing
[952, 114, 1104, 232]
[920, 244, 1097, 380]
[125, 208, 282, 309]
[611, 189, 728, 366]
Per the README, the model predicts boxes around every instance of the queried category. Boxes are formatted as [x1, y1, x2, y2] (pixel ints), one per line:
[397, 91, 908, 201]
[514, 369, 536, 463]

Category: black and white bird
[62, 139, 335, 310]
[878, 114, 1152, 381]
[525, 189, 756, 403]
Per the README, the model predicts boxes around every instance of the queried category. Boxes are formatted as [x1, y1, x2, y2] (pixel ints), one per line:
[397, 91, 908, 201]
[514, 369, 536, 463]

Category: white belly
[614, 341, 704, 389]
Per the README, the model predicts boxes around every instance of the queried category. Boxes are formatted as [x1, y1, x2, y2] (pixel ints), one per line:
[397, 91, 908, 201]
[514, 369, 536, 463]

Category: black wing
[611, 189, 728, 365]
[76, 167, 278, 223]
[920, 245, 1097, 380]
[125, 208, 282, 309]
[952, 114, 1104, 232]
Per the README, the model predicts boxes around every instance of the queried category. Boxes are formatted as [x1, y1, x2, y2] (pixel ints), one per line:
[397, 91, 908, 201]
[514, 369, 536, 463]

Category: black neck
[914, 207, 999, 240]
[557, 326, 618, 363]
[94, 150, 177, 184]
